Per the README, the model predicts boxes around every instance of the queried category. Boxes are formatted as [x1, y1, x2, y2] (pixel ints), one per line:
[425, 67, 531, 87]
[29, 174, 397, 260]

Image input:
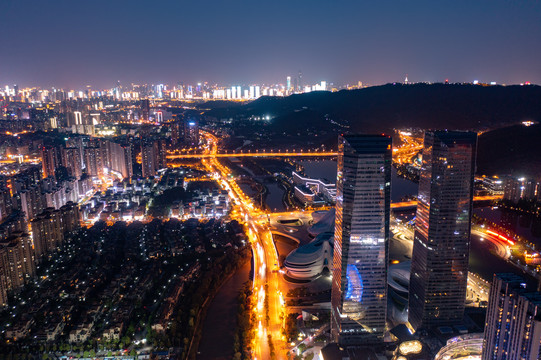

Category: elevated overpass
[391, 195, 502, 210]
[167, 151, 338, 159]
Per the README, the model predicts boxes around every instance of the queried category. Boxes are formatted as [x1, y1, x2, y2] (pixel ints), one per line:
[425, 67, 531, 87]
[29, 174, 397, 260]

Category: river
[197, 258, 252, 360]
[262, 159, 420, 212]
[298, 159, 419, 202]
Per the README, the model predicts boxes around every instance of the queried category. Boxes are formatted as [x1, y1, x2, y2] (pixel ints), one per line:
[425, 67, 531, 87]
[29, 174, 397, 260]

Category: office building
[184, 118, 199, 146]
[287, 76, 292, 93]
[482, 273, 541, 360]
[331, 134, 392, 345]
[408, 131, 477, 330]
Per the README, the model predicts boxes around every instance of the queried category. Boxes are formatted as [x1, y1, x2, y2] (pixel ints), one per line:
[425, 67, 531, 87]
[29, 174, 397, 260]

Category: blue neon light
[345, 264, 363, 302]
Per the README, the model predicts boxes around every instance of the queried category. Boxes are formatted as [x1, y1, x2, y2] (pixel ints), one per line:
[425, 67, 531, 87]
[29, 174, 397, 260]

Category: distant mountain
[477, 124, 541, 177]
[205, 83, 541, 134]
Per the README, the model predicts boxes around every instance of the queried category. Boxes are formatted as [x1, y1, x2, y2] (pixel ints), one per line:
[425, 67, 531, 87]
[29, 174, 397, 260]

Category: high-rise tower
[408, 130, 477, 330]
[482, 273, 541, 360]
[41, 145, 59, 179]
[331, 134, 392, 345]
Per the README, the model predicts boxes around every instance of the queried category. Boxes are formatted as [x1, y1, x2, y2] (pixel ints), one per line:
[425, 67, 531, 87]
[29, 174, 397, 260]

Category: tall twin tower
[331, 131, 477, 346]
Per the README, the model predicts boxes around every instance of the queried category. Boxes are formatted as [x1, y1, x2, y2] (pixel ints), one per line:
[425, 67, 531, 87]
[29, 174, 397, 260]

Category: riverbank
[196, 257, 252, 360]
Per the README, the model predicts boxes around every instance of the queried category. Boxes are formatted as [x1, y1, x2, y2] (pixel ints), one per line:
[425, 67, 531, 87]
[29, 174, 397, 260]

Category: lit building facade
[331, 134, 392, 345]
[104, 141, 133, 179]
[31, 208, 64, 260]
[0, 232, 35, 292]
[503, 177, 538, 204]
[61, 147, 83, 179]
[84, 146, 104, 177]
[408, 131, 477, 330]
[141, 142, 158, 178]
[41, 145, 58, 179]
[183, 118, 199, 146]
[483, 273, 541, 360]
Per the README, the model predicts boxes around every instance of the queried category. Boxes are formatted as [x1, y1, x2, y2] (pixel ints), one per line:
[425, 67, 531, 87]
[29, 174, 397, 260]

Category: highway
[393, 131, 424, 165]
[471, 228, 512, 259]
[198, 131, 286, 360]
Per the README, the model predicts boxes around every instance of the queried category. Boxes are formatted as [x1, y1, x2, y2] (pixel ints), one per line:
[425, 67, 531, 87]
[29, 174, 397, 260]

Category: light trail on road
[198, 130, 286, 360]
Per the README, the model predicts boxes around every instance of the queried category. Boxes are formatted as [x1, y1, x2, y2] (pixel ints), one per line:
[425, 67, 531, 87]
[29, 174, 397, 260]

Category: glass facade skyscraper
[408, 130, 477, 330]
[331, 134, 392, 345]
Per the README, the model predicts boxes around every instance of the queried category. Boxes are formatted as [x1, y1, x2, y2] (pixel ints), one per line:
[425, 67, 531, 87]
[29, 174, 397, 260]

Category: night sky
[1, 0, 540, 89]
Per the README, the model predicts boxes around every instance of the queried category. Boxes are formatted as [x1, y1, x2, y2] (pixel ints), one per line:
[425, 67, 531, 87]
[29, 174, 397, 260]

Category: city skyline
[1, 0, 541, 88]
[2, 0, 541, 357]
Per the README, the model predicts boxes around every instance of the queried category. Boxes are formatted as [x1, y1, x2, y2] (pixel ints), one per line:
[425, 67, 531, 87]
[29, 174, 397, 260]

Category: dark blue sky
[1, 0, 540, 88]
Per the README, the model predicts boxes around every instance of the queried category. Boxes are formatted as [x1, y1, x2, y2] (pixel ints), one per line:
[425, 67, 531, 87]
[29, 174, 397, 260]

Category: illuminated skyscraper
[482, 273, 541, 360]
[287, 76, 291, 93]
[331, 134, 392, 345]
[408, 130, 477, 330]
[183, 118, 199, 146]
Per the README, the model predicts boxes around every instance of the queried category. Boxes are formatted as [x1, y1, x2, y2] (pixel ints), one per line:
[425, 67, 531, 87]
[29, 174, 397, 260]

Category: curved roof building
[388, 261, 411, 306]
[284, 232, 334, 279]
[434, 333, 483, 360]
[308, 208, 335, 237]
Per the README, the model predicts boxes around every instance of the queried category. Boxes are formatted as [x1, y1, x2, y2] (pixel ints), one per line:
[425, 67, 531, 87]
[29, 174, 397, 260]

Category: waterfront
[298, 159, 420, 202]
[197, 258, 252, 360]
[475, 207, 541, 247]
